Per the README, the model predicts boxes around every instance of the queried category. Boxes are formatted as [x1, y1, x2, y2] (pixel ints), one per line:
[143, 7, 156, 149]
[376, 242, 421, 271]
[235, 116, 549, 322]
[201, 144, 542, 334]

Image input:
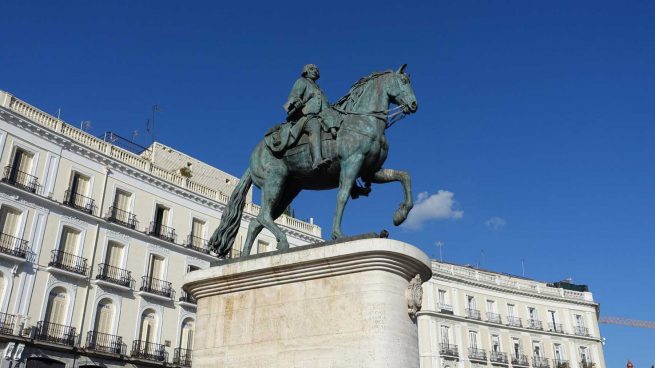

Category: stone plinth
[183, 237, 432, 368]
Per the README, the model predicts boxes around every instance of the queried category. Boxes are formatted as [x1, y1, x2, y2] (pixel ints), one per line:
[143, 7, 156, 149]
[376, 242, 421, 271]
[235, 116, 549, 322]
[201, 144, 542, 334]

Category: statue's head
[302, 64, 320, 81]
[387, 64, 418, 114]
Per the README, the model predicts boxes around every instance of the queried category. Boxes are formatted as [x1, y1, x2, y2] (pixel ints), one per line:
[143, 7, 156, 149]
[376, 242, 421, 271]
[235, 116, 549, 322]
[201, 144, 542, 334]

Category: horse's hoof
[276, 240, 290, 251]
[331, 231, 344, 240]
[393, 204, 411, 226]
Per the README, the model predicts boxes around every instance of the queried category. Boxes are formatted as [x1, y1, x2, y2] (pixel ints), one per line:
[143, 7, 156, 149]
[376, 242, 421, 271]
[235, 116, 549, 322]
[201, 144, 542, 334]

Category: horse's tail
[208, 168, 253, 257]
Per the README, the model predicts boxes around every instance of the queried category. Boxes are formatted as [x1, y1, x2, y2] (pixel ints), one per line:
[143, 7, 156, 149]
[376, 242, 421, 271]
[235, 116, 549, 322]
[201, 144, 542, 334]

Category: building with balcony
[0, 90, 322, 368]
[418, 261, 605, 368]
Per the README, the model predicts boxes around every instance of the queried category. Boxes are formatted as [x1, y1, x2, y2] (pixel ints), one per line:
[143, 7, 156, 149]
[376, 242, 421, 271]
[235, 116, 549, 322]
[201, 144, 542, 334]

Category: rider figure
[283, 64, 331, 170]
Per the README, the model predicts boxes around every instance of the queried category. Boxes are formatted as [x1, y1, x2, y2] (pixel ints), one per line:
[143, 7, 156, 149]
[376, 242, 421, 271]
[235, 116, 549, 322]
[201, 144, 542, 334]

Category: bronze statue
[209, 64, 418, 258]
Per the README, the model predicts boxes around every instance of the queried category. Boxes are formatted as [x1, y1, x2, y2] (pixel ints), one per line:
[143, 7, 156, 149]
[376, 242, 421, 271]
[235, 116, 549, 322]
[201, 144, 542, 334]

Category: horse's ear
[397, 64, 407, 74]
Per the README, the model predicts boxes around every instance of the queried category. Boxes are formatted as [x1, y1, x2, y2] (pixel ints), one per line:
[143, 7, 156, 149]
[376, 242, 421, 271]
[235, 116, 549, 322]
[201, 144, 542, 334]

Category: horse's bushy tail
[209, 168, 252, 257]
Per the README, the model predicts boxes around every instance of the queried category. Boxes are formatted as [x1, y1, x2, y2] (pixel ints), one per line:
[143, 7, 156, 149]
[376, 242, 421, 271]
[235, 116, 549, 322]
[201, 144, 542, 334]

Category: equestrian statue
[208, 64, 418, 258]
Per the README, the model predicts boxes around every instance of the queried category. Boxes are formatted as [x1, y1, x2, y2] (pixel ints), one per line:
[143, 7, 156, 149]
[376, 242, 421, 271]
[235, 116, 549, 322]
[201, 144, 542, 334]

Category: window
[191, 218, 205, 239]
[147, 255, 165, 280]
[467, 295, 476, 309]
[69, 172, 90, 197]
[554, 344, 564, 362]
[104, 241, 124, 267]
[153, 205, 170, 233]
[486, 300, 496, 313]
[440, 325, 450, 345]
[469, 331, 478, 349]
[579, 346, 589, 363]
[0, 206, 21, 237]
[528, 307, 538, 320]
[58, 227, 80, 255]
[257, 240, 269, 254]
[491, 335, 500, 352]
[549, 310, 557, 324]
[507, 304, 516, 317]
[186, 265, 200, 273]
[179, 318, 195, 351]
[512, 337, 521, 357]
[10, 148, 34, 176]
[94, 299, 114, 334]
[44, 287, 68, 325]
[575, 314, 585, 328]
[139, 309, 157, 344]
[532, 341, 542, 358]
[113, 189, 131, 212]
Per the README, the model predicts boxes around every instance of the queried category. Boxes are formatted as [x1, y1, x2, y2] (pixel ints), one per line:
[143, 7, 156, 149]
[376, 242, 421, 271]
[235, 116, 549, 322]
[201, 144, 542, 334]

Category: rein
[332, 104, 407, 130]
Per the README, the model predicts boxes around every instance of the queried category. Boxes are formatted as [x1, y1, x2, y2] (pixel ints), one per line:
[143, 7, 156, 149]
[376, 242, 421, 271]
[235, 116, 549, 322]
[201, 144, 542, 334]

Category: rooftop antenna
[149, 104, 163, 145]
[521, 258, 526, 277]
[132, 130, 139, 142]
[56, 108, 62, 120]
[80, 120, 92, 131]
[478, 249, 485, 269]
[435, 241, 444, 262]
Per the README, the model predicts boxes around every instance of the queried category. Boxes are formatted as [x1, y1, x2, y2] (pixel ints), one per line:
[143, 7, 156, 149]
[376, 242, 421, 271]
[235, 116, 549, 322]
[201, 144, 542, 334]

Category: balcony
[548, 322, 565, 333]
[574, 326, 590, 336]
[487, 312, 502, 324]
[439, 343, 458, 358]
[185, 234, 209, 254]
[0, 312, 17, 335]
[511, 353, 530, 367]
[86, 331, 126, 355]
[490, 351, 509, 365]
[96, 263, 133, 289]
[533, 356, 550, 368]
[63, 189, 96, 215]
[527, 318, 543, 330]
[174, 348, 192, 367]
[34, 321, 76, 346]
[506, 316, 522, 327]
[555, 360, 571, 368]
[580, 360, 595, 368]
[2, 166, 42, 194]
[0, 232, 29, 259]
[131, 340, 167, 362]
[179, 291, 197, 304]
[148, 222, 177, 243]
[468, 347, 487, 362]
[106, 206, 138, 229]
[438, 303, 454, 314]
[140, 276, 174, 300]
[49, 250, 88, 276]
[465, 308, 481, 320]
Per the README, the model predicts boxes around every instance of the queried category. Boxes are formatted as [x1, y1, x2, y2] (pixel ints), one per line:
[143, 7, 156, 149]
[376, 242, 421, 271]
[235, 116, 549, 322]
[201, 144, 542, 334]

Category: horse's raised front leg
[242, 218, 264, 256]
[369, 168, 413, 226]
[332, 153, 365, 239]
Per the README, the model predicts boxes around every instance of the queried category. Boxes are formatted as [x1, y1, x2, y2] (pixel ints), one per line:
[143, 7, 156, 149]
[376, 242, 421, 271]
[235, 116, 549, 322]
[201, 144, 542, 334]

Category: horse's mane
[333, 70, 392, 110]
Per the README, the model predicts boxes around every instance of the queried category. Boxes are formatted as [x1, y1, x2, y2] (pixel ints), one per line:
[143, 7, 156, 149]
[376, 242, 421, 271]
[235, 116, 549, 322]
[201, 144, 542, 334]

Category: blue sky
[1, 1, 654, 365]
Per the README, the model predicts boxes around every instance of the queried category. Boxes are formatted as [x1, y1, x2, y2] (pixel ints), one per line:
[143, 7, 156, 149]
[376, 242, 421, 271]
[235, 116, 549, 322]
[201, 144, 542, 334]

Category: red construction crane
[599, 316, 655, 329]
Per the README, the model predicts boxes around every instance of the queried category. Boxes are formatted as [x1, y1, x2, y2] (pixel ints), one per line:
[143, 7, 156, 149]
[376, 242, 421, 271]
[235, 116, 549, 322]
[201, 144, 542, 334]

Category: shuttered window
[113, 190, 131, 211]
[0, 207, 21, 236]
[94, 300, 114, 334]
[180, 319, 195, 350]
[105, 241, 123, 267]
[148, 255, 164, 280]
[45, 289, 67, 325]
[140, 311, 156, 343]
[59, 227, 80, 255]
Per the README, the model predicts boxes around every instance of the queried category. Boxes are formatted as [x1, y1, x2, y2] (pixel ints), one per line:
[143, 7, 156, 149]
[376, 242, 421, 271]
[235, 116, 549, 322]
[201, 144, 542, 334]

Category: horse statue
[209, 64, 418, 257]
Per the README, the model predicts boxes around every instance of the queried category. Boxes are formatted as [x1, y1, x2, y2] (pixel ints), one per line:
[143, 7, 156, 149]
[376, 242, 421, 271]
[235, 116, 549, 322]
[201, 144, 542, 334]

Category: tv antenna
[435, 241, 444, 262]
[80, 120, 92, 131]
[146, 104, 163, 144]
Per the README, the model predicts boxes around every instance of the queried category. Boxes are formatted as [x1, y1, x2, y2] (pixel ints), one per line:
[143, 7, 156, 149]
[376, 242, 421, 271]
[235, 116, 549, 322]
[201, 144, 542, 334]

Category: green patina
[209, 64, 419, 258]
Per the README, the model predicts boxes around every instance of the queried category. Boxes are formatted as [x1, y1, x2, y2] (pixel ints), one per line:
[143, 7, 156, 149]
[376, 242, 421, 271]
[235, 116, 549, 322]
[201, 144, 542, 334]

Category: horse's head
[386, 64, 418, 114]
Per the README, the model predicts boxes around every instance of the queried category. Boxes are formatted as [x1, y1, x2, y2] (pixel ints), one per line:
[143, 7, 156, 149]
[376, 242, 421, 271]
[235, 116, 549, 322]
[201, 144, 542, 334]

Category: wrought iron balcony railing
[86, 331, 126, 354]
[487, 312, 502, 324]
[179, 291, 196, 304]
[574, 326, 590, 336]
[34, 321, 76, 346]
[439, 343, 458, 357]
[96, 263, 133, 288]
[527, 318, 543, 330]
[548, 322, 564, 333]
[554, 359, 570, 368]
[149, 222, 176, 243]
[185, 234, 209, 253]
[468, 347, 487, 361]
[49, 250, 88, 276]
[506, 316, 522, 327]
[438, 303, 454, 313]
[140, 276, 174, 299]
[580, 360, 595, 368]
[106, 206, 138, 229]
[490, 351, 509, 364]
[0, 232, 29, 258]
[511, 353, 530, 366]
[173, 348, 192, 367]
[2, 166, 42, 194]
[465, 308, 481, 320]
[533, 356, 550, 368]
[64, 189, 96, 215]
[0, 312, 17, 335]
[131, 340, 167, 362]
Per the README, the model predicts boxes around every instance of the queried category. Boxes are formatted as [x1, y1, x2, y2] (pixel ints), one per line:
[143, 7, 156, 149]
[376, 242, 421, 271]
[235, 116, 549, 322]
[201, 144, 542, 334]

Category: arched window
[179, 318, 195, 351]
[44, 287, 68, 325]
[94, 298, 114, 334]
[139, 309, 157, 344]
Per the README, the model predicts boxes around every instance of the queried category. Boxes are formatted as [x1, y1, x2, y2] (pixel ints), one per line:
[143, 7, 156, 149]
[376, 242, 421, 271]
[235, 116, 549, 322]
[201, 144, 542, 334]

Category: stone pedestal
[183, 237, 432, 368]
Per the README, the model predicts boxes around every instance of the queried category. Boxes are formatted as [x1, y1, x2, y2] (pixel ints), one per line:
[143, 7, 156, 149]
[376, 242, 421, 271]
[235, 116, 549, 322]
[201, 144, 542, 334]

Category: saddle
[264, 108, 343, 155]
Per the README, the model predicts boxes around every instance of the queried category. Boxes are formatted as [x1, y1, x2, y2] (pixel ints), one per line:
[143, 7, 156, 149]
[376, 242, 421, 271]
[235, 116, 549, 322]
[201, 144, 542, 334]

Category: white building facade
[0, 90, 322, 368]
[419, 261, 606, 368]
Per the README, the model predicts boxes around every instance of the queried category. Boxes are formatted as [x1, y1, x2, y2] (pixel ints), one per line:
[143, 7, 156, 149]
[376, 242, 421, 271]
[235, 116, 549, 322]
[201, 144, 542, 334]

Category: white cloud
[402, 190, 463, 230]
[485, 216, 507, 230]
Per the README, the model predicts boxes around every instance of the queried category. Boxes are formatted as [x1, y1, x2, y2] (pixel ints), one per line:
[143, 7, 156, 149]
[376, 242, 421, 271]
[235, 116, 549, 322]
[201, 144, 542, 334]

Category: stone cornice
[184, 238, 432, 298]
